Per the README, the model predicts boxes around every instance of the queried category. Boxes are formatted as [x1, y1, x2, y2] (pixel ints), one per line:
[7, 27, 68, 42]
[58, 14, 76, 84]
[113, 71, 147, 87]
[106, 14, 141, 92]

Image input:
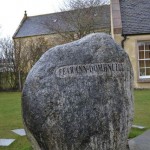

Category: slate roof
[13, 5, 110, 38]
[120, 0, 150, 35]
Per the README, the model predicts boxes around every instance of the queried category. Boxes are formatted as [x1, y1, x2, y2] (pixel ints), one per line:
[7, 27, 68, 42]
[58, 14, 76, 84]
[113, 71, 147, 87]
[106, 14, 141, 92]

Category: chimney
[24, 10, 27, 18]
[110, 0, 122, 37]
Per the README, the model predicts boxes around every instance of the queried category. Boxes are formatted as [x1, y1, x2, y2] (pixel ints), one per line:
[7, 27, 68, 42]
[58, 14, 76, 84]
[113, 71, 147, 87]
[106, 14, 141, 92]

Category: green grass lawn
[129, 89, 150, 138]
[0, 90, 150, 149]
[0, 92, 32, 150]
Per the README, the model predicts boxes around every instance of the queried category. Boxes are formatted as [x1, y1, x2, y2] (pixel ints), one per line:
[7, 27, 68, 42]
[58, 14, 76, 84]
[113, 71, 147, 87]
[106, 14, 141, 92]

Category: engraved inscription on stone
[56, 63, 124, 78]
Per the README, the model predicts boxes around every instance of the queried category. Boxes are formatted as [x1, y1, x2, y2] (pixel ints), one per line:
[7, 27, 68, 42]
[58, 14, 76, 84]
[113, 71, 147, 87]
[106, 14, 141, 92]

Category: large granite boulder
[22, 33, 134, 150]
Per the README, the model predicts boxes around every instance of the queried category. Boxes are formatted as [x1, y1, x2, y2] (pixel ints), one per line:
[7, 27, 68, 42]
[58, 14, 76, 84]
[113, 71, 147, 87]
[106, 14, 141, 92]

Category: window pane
[145, 51, 150, 59]
[146, 60, 150, 67]
[139, 44, 144, 51]
[139, 51, 144, 59]
[138, 41, 150, 78]
[140, 68, 145, 76]
[139, 60, 145, 67]
[146, 68, 150, 75]
[145, 43, 150, 50]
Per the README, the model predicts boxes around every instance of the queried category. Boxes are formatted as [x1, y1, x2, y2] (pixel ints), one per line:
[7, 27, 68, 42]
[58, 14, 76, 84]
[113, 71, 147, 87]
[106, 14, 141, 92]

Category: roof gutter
[121, 35, 127, 49]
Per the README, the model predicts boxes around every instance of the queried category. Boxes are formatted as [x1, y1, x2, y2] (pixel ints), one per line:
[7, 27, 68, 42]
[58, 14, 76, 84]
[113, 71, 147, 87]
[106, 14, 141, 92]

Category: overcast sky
[0, 0, 64, 38]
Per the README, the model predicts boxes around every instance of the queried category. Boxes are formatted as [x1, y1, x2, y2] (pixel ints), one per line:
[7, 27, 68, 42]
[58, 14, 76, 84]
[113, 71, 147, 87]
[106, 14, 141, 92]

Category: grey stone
[22, 33, 134, 150]
[12, 129, 26, 136]
[129, 130, 150, 150]
[0, 139, 15, 146]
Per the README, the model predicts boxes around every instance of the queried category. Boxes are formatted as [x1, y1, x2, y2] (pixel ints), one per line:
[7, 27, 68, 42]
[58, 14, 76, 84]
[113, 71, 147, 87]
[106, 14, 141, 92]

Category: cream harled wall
[111, 0, 150, 89]
[124, 35, 150, 89]
[113, 34, 150, 89]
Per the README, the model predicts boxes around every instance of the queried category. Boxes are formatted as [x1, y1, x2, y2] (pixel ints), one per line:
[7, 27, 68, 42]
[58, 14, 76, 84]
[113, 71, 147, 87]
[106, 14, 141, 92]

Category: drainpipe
[121, 35, 127, 48]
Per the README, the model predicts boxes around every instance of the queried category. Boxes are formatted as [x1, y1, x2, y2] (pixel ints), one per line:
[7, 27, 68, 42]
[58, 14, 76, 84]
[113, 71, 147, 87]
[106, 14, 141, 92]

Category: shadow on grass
[129, 127, 148, 139]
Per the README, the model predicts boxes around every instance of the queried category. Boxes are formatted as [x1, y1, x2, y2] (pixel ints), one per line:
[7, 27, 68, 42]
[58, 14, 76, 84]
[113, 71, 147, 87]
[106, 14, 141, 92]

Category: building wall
[13, 34, 65, 73]
[14, 33, 66, 49]
[111, 0, 150, 89]
[113, 34, 150, 89]
[110, 0, 122, 36]
[13, 28, 111, 72]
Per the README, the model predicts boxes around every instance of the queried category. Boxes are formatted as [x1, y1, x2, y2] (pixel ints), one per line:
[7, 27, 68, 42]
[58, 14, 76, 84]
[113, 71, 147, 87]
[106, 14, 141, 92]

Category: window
[138, 41, 150, 79]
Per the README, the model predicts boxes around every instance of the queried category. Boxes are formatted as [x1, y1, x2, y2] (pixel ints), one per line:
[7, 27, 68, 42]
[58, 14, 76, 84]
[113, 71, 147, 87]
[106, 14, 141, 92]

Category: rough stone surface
[22, 33, 134, 150]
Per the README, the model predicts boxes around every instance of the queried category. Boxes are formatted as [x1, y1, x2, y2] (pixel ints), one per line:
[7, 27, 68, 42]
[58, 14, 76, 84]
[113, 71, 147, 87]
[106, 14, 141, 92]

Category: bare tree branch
[62, 0, 109, 10]
[0, 37, 15, 89]
[42, 0, 110, 42]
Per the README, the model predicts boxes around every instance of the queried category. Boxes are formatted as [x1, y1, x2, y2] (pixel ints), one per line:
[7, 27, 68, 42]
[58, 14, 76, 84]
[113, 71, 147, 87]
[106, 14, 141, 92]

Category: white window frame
[138, 41, 150, 79]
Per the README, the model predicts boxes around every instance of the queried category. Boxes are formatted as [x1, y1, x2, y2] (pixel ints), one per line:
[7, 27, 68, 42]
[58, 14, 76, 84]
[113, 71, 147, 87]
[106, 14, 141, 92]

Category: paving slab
[129, 130, 150, 150]
[0, 139, 15, 146]
[12, 129, 26, 136]
[132, 125, 145, 129]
